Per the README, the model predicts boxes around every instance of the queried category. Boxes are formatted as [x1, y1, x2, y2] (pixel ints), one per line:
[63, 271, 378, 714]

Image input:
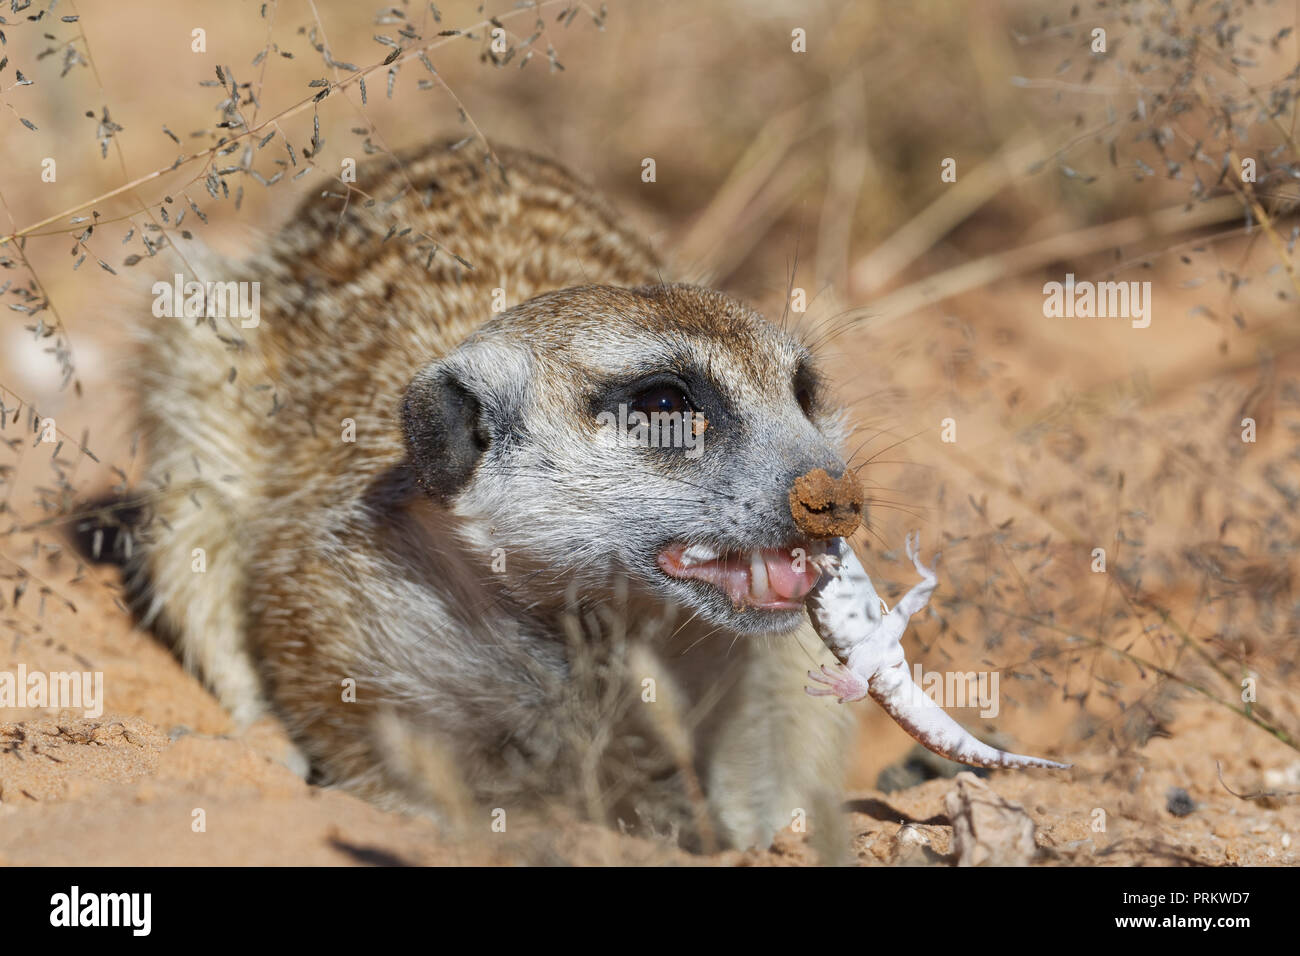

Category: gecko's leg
[805, 663, 870, 703]
[893, 531, 940, 619]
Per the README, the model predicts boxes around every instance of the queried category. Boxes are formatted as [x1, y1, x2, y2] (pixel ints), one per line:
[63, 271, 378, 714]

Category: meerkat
[122, 138, 862, 851]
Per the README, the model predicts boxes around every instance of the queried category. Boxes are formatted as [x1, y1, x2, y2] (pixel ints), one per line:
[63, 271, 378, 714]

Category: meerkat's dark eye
[630, 385, 692, 417]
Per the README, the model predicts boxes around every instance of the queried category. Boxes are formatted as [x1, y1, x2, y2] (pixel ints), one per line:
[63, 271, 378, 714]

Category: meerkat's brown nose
[788, 467, 863, 538]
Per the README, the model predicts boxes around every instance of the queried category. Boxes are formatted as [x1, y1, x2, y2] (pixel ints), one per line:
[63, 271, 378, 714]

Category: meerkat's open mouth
[657, 541, 828, 611]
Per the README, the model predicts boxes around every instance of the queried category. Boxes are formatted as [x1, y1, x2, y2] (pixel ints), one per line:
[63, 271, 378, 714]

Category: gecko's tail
[869, 664, 1071, 771]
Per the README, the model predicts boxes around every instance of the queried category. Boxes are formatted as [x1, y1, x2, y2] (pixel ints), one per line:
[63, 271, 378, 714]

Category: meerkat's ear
[402, 365, 491, 502]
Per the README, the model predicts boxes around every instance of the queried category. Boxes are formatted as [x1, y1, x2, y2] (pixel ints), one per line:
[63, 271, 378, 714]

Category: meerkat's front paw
[805, 663, 870, 704]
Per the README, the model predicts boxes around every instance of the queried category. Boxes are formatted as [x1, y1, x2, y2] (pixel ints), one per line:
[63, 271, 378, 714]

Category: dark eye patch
[588, 365, 735, 439]
[793, 361, 822, 418]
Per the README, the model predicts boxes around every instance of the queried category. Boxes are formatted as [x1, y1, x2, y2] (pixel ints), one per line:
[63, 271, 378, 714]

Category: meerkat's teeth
[749, 549, 770, 600]
[682, 543, 721, 565]
[658, 542, 824, 609]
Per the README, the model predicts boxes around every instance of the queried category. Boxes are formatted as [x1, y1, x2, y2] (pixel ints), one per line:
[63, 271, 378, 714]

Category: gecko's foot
[805, 663, 870, 703]
[809, 552, 839, 575]
[905, 530, 940, 580]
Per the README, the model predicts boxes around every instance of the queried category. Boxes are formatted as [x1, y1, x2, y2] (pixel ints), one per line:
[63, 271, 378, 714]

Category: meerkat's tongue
[762, 550, 820, 599]
[658, 544, 823, 609]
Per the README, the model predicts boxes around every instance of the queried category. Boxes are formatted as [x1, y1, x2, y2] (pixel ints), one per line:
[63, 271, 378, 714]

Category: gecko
[805, 533, 1071, 771]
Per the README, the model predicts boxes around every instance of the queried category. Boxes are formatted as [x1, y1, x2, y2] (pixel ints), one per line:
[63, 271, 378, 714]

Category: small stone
[945, 772, 1037, 866]
[1166, 787, 1196, 817]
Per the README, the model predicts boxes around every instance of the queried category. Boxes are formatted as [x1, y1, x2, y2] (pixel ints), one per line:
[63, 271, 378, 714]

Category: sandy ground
[1, 583, 1296, 865]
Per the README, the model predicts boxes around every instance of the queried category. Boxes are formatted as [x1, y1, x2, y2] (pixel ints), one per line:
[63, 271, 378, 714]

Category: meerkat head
[402, 283, 861, 635]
